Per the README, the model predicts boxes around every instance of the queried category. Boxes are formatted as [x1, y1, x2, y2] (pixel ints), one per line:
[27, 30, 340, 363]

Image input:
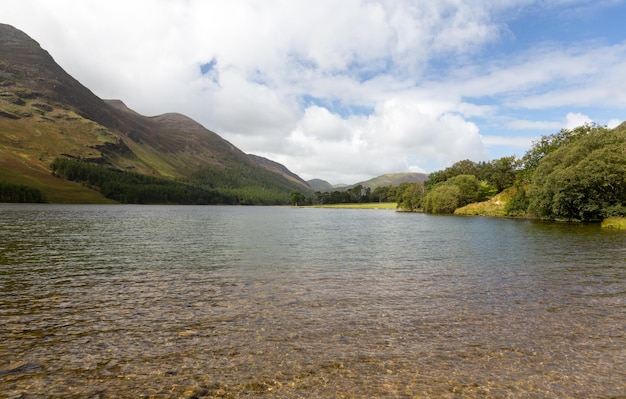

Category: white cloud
[607, 119, 622, 129]
[564, 112, 593, 129]
[3, 0, 625, 183]
[272, 97, 488, 182]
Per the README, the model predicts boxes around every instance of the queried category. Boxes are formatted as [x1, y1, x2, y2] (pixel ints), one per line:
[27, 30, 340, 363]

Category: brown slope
[0, 23, 309, 199]
[247, 154, 311, 190]
[105, 99, 255, 177]
[0, 22, 251, 175]
[0, 23, 132, 136]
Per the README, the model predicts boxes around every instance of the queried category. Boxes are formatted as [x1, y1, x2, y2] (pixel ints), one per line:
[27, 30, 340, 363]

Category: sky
[4, 0, 626, 184]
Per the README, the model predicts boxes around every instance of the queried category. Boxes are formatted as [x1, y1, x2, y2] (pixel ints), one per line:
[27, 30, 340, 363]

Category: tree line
[0, 182, 46, 203]
[189, 162, 302, 205]
[295, 124, 626, 222]
[297, 157, 515, 211]
[51, 158, 231, 204]
[50, 157, 307, 205]
[402, 124, 626, 221]
[291, 183, 418, 206]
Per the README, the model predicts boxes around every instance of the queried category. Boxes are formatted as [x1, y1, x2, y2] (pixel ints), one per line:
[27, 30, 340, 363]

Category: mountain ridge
[308, 172, 428, 192]
[0, 23, 311, 203]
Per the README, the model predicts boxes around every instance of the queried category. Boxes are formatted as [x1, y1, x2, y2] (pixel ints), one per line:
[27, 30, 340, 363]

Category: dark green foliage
[396, 182, 425, 211]
[51, 158, 229, 204]
[426, 157, 517, 193]
[190, 163, 308, 205]
[528, 125, 626, 221]
[424, 170, 446, 191]
[312, 184, 373, 204]
[402, 124, 626, 219]
[423, 185, 461, 214]
[505, 186, 529, 216]
[0, 182, 45, 203]
[443, 159, 480, 179]
[313, 190, 352, 204]
[447, 175, 485, 206]
[425, 159, 479, 190]
[477, 156, 518, 192]
[51, 157, 309, 205]
[290, 191, 306, 206]
[520, 125, 593, 180]
[370, 185, 395, 202]
[422, 175, 485, 213]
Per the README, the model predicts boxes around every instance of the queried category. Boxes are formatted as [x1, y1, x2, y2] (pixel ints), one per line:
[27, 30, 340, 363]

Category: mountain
[356, 172, 428, 189]
[0, 23, 311, 203]
[307, 178, 336, 192]
[247, 154, 310, 188]
[308, 172, 428, 192]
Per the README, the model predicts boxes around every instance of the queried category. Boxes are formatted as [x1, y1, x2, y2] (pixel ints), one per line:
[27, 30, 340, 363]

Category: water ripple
[1, 204, 625, 398]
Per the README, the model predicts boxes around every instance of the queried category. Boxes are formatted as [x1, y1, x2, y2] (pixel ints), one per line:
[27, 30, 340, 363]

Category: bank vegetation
[297, 123, 626, 225]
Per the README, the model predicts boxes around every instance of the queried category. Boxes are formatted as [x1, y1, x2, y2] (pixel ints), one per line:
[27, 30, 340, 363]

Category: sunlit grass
[454, 188, 516, 217]
[601, 217, 626, 230]
[308, 202, 397, 210]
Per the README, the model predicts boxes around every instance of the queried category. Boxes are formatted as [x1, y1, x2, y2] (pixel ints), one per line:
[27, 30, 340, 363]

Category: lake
[1, 204, 625, 398]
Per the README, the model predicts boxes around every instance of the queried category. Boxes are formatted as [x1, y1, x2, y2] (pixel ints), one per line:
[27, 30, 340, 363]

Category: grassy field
[453, 188, 518, 217]
[601, 217, 626, 230]
[308, 202, 397, 210]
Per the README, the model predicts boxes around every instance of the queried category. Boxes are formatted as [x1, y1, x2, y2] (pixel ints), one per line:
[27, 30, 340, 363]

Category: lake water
[1, 204, 625, 398]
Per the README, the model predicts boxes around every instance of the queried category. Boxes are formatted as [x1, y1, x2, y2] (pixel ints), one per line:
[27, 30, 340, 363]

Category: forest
[50, 158, 229, 204]
[48, 157, 304, 205]
[395, 124, 626, 222]
[189, 162, 306, 205]
[0, 182, 46, 203]
[307, 124, 626, 222]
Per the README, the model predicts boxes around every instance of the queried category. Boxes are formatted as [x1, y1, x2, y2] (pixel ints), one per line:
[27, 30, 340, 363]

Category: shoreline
[303, 202, 397, 210]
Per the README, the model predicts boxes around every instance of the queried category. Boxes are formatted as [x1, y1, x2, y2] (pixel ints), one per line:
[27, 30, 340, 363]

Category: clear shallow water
[1, 204, 625, 398]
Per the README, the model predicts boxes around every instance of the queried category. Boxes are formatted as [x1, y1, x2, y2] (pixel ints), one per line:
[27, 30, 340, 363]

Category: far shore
[301, 202, 626, 229]
[303, 202, 397, 210]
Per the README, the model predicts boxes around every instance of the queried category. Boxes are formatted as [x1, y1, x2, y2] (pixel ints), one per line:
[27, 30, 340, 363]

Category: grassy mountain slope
[0, 23, 310, 203]
[307, 178, 336, 192]
[356, 172, 428, 189]
[308, 172, 428, 192]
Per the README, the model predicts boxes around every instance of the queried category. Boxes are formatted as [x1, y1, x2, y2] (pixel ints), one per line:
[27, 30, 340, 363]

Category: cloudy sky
[4, 0, 626, 183]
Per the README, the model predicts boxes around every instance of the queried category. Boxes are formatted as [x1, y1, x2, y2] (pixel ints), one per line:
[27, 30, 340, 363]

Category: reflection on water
[1, 204, 625, 398]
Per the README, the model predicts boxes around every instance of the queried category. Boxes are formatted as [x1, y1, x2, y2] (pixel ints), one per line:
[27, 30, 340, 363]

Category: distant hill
[355, 172, 428, 189]
[307, 178, 336, 192]
[0, 23, 310, 203]
[308, 172, 428, 192]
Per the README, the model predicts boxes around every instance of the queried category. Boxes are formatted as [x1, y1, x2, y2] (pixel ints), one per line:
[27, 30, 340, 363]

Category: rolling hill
[308, 172, 428, 192]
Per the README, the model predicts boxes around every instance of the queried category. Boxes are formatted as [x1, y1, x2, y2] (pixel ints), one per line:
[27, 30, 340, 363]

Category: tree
[520, 124, 594, 179]
[290, 191, 306, 206]
[421, 174, 488, 214]
[446, 174, 485, 207]
[425, 170, 446, 190]
[370, 185, 391, 202]
[478, 156, 518, 192]
[446, 159, 479, 179]
[423, 184, 461, 214]
[425, 159, 479, 190]
[0, 182, 45, 203]
[528, 125, 626, 221]
[347, 184, 369, 203]
[397, 182, 425, 211]
[505, 186, 530, 216]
